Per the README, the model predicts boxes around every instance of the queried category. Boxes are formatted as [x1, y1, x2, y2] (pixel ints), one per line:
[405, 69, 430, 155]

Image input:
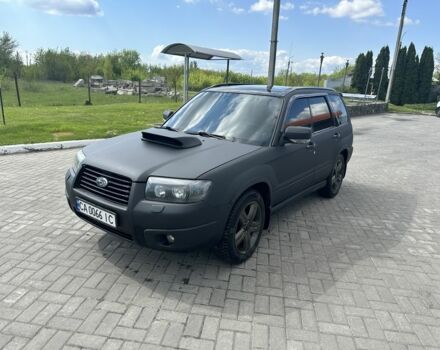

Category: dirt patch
[53, 132, 74, 140]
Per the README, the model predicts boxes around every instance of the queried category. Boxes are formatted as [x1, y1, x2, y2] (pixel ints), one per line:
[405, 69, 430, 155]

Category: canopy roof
[161, 43, 241, 61]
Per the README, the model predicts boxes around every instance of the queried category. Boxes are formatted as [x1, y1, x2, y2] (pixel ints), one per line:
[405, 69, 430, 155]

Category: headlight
[73, 150, 86, 173]
[145, 177, 211, 203]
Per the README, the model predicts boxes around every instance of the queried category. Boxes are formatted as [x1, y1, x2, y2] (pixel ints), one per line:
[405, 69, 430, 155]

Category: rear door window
[327, 94, 348, 124]
[309, 97, 335, 132]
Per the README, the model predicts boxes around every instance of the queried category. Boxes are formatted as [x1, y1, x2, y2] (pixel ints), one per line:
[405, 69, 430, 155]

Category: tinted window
[164, 92, 283, 146]
[327, 94, 348, 124]
[309, 97, 334, 132]
[285, 98, 312, 128]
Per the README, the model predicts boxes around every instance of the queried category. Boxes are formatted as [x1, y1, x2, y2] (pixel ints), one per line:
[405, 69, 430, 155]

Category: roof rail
[209, 83, 245, 88]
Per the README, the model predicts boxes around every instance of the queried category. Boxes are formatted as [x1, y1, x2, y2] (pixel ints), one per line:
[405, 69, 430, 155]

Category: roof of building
[161, 43, 241, 60]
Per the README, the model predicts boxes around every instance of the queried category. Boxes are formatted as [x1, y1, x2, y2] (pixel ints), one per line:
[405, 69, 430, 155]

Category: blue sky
[0, 0, 438, 75]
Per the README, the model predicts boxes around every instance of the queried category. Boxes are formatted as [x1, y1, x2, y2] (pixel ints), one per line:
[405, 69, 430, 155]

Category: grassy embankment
[0, 80, 180, 146]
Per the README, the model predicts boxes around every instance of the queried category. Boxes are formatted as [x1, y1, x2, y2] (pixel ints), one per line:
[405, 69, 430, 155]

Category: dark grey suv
[65, 84, 353, 263]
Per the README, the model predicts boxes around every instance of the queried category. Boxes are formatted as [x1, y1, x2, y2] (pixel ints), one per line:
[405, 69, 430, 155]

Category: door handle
[333, 132, 341, 139]
[306, 141, 315, 150]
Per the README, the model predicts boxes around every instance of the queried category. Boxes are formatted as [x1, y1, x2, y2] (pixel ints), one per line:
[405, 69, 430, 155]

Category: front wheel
[319, 154, 346, 198]
[215, 190, 265, 264]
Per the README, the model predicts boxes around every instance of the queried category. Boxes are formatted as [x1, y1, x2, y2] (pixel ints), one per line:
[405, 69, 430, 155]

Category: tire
[215, 190, 265, 264]
[319, 153, 346, 198]
[436, 109, 440, 118]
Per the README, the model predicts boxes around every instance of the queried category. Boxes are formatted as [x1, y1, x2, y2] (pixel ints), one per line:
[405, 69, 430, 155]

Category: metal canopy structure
[161, 43, 242, 102]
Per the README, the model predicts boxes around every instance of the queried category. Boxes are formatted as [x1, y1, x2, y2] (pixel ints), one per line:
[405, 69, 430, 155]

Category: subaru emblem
[96, 177, 109, 188]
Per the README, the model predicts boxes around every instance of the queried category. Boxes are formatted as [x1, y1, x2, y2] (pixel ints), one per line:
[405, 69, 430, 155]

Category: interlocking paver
[1, 113, 440, 349]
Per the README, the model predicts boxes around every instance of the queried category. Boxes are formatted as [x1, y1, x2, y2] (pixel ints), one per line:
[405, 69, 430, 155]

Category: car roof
[205, 84, 337, 97]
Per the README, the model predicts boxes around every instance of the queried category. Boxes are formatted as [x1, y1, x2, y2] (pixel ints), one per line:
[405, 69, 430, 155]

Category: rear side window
[309, 97, 335, 132]
[327, 94, 348, 124]
[284, 98, 312, 128]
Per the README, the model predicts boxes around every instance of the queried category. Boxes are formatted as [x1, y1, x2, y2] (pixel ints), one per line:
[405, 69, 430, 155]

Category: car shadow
[94, 180, 416, 317]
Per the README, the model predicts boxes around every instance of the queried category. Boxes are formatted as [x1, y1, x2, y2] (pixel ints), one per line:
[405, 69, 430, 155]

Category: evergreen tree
[390, 47, 407, 105]
[351, 53, 365, 93]
[402, 43, 418, 104]
[417, 46, 434, 103]
[372, 46, 390, 100]
[351, 51, 373, 93]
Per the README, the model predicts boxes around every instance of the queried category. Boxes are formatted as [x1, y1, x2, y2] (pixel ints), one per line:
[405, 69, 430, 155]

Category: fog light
[166, 234, 175, 244]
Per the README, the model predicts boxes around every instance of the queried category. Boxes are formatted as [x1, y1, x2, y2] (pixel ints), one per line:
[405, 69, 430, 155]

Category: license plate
[76, 198, 117, 228]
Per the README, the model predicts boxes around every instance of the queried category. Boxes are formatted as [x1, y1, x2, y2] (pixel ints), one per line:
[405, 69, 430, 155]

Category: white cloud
[368, 15, 420, 27]
[150, 44, 350, 76]
[23, 0, 102, 16]
[182, 0, 245, 14]
[304, 0, 383, 21]
[250, 0, 295, 13]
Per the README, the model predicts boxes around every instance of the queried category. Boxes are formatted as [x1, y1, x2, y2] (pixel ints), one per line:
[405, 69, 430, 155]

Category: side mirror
[163, 109, 174, 121]
[283, 126, 312, 144]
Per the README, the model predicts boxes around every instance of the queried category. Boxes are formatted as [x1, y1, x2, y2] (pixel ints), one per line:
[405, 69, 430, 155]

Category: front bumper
[65, 168, 228, 251]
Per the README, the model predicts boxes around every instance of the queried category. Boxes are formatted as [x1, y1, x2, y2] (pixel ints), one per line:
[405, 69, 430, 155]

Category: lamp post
[267, 0, 280, 91]
[342, 59, 349, 92]
[317, 52, 324, 86]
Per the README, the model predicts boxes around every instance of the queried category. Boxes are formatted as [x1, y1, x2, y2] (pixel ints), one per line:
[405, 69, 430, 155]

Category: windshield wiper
[185, 130, 226, 140]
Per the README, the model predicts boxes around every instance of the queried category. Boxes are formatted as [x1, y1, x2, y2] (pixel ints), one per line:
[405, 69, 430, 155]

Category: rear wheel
[319, 154, 346, 198]
[215, 190, 265, 264]
[436, 109, 440, 118]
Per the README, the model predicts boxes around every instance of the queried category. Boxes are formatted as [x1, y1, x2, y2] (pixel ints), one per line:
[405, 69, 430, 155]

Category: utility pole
[385, 0, 408, 103]
[317, 52, 324, 86]
[376, 67, 385, 101]
[267, 0, 280, 91]
[342, 60, 349, 92]
[284, 57, 292, 86]
[364, 67, 373, 99]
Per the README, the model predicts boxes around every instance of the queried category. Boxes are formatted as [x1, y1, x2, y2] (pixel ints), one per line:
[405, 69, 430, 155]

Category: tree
[417, 46, 434, 103]
[402, 43, 418, 104]
[390, 47, 407, 105]
[351, 51, 373, 93]
[165, 65, 183, 102]
[351, 53, 365, 92]
[372, 46, 390, 100]
[0, 32, 18, 76]
[103, 56, 113, 80]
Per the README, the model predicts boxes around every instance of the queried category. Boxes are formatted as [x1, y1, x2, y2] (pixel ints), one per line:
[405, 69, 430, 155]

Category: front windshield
[164, 91, 283, 146]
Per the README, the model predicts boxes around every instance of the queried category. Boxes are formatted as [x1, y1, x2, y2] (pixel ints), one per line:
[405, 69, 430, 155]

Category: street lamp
[342, 59, 349, 92]
[317, 52, 324, 86]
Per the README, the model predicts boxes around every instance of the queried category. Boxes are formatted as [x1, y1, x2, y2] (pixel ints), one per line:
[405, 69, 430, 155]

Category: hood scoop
[141, 128, 202, 149]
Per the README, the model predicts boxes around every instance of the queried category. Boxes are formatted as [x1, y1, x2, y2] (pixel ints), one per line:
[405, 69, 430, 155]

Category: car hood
[82, 129, 261, 182]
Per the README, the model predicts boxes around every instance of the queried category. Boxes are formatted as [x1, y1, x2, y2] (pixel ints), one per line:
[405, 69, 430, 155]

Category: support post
[87, 76, 92, 105]
[183, 55, 189, 102]
[138, 80, 141, 103]
[14, 72, 21, 107]
[342, 60, 349, 92]
[267, 0, 280, 91]
[385, 0, 408, 103]
[376, 67, 385, 101]
[225, 59, 230, 83]
[0, 86, 5, 125]
[364, 67, 373, 99]
[317, 52, 324, 86]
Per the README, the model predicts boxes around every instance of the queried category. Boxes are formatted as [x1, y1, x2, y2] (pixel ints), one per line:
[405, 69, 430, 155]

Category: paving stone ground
[1, 113, 440, 350]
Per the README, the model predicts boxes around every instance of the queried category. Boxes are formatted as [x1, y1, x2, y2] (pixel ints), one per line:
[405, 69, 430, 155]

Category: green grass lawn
[0, 102, 180, 146]
[388, 102, 436, 114]
[0, 80, 171, 107]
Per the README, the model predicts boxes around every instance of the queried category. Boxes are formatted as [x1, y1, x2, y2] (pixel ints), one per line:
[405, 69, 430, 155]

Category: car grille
[76, 165, 132, 205]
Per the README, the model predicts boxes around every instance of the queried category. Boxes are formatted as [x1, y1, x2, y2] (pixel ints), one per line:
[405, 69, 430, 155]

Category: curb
[0, 139, 103, 155]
